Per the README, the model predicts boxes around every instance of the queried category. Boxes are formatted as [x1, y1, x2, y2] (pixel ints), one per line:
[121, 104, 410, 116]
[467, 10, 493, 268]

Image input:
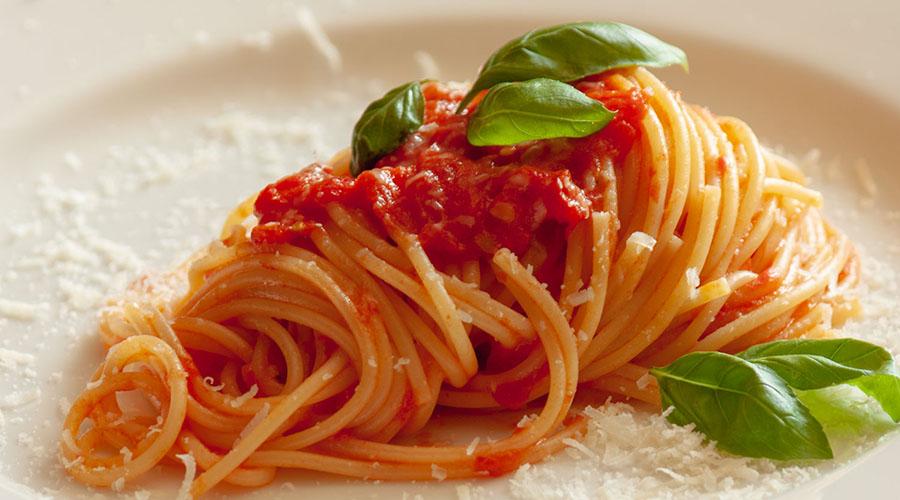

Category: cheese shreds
[133, 490, 152, 500]
[0, 299, 47, 321]
[564, 286, 595, 307]
[562, 437, 597, 459]
[1, 388, 41, 408]
[236, 402, 270, 446]
[456, 484, 473, 500]
[229, 384, 259, 408]
[635, 373, 653, 390]
[466, 436, 480, 456]
[854, 158, 878, 198]
[111, 476, 125, 492]
[628, 231, 656, 251]
[516, 413, 537, 428]
[174, 453, 197, 500]
[203, 376, 225, 391]
[393, 357, 411, 372]
[509, 402, 811, 500]
[686, 266, 700, 300]
[431, 463, 448, 481]
[296, 6, 342, 73]
[413, 50, 440, 79]
[0, 348, 35, 370]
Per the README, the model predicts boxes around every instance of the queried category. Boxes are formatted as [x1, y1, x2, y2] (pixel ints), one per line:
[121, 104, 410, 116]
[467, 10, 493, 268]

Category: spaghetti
[60, 65, 858, 497]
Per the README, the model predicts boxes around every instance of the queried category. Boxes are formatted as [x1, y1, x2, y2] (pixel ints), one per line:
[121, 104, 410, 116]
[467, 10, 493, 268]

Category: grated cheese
[236, 402, 270, 447]
[509, 402, 814, 500]
[564, 286, 595, 307]
[431, 463, 447, 481]
[229, 384, 259, 408]
[393, 357, 411, 372]
[466, 436, 480, 456]
[1, 388, 41, 409]
[686, 267, 700, 300]
[111, 476, 125, 492]
[628, 231, 656, 251]
[413, 50, 440, 79]
[0, 348, 35, 371]
[516, 413, 537, 428]
[0, 299, 47, 321]
[296, 6, 342, 73]
[854, 158, 878, 198]
[174, 453, 197, 500]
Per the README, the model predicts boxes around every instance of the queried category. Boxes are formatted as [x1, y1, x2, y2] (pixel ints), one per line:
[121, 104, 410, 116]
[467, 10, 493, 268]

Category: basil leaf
[738, 338, 900, 420]
[847, 373, 900, 421]
[738, 338, 900, 377]
[651, 351, 833, 460]
[458, 21, 688, 111]
[797, 384, 896, 438]
[466, 78, 615, 146]
[350, 81, 424, 176]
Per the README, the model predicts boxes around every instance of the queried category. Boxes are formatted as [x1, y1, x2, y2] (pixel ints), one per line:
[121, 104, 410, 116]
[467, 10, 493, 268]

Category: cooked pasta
[60, 62, 858, 497]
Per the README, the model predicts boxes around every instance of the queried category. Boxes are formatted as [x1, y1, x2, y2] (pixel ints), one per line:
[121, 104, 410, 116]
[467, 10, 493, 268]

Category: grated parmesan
[296, 6, 342, 73]
[431, 463, 448, 481]
[413, 50, 440, 79]
[393, 357, 411, 372]
[0, 299, 47, 321]
[466, 436, 480, 456]
[236, 402, 270, 446]
[564, 286, 595, 307]
[174, 453, 197, 500]
[229, 384, 259, 408]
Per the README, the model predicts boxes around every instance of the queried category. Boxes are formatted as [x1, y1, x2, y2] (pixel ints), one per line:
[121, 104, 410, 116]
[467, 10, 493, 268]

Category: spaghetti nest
[60, 68, 859, 497]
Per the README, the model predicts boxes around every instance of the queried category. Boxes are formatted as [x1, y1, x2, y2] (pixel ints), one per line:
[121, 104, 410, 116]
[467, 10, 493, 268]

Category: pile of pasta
[60, 67, 858, 497]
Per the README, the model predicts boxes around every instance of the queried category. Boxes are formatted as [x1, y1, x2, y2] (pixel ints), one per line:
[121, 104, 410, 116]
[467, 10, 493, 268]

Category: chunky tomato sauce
[253, 74, 647, 277]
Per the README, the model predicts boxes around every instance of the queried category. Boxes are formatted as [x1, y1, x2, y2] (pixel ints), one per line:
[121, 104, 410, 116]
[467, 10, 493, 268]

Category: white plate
[1, 1, 899, 499]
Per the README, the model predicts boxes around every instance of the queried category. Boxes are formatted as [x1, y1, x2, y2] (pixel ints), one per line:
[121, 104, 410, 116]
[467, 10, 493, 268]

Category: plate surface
[1, 1, 899, 499]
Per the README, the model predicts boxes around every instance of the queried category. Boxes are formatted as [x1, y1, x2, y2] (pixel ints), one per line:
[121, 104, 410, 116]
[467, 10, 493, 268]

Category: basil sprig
[350, 81, 424, 176]
[650, 338, 900, 461]
[457, 21, 688, 111]
[739, 339, 900, 420]
[467, 78, 616, 146]
[348, 22, 688, 175]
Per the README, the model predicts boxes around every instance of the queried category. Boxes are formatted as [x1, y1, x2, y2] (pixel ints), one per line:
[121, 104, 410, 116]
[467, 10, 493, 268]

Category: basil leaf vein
[350, 81, 424, 176]
[458, 21, 688, 111]
[466, 78, 615, 146]
[738, 338, 900, 420]
[650, 351, 832, 461]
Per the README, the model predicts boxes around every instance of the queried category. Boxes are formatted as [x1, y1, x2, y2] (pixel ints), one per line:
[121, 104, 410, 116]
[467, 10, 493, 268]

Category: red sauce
[252, 74, 648, 274]
[474, 448, 527, 477]
[491, 363, 549, 410]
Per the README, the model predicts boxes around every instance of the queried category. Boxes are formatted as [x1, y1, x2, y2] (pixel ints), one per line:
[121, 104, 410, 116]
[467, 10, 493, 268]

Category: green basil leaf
[350, 81, 424, 176]
[651, 351, 833, 460]
[458, 21, 688, 111]
[738, 338, 900, 420]
[796, 384, 896, 439]
[738, 338, 900, 377]
[847, 373, 900, 421]
[466, 78, 615, 146]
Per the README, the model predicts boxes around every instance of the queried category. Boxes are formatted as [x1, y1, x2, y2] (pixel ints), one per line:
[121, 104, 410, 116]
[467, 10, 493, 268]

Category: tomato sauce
[474, 447, 528, 476]
[252, 74, 647, 276]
